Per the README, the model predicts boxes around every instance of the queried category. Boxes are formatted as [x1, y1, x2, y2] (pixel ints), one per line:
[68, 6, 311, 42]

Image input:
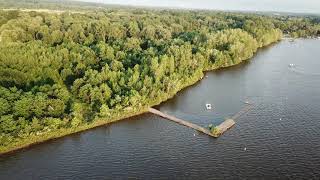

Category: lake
[1, 39, 320, 179]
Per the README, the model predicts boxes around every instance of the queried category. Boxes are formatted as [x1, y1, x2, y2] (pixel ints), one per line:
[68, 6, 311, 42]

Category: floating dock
[213, 119, 236, 137]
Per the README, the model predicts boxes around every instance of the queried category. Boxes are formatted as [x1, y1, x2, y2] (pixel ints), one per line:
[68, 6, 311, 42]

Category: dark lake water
[1, 39, 320, 179]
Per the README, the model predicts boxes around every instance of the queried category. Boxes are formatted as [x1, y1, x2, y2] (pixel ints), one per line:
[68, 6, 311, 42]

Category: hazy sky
[77, 0, 320, 14]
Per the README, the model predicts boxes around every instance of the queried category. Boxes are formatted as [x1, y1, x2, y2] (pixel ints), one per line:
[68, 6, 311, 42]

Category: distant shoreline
[1, 6, 320, 17]
[1, 8, 84, 14]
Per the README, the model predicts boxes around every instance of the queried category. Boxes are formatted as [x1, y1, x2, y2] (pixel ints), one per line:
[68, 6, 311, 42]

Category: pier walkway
[148, 108, 215, 137]
[149, 108, 238, 137]
[231, 104, 254, 120]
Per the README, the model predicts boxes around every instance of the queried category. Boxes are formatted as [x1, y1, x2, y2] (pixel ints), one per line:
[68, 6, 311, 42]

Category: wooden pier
[149, 108, 236, 137]
[213, 119, 236, 137]
[149, 104, 253, 138]
[148, 108, 215, 137]
[231, 104, 254, 120]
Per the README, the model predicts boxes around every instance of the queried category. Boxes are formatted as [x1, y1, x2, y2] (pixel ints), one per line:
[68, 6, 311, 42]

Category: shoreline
[0, 39, 282, 156]
[0, 68, 203, 156]
[0, 69, 204, 156]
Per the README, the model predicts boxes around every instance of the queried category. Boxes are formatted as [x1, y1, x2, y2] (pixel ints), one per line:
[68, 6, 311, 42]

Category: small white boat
[244, 101, 250, 104]
[206, 103, 212, 110]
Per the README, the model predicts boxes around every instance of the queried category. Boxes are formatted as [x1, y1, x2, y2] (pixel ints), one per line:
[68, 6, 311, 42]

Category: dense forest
[0, 2, 320, 152]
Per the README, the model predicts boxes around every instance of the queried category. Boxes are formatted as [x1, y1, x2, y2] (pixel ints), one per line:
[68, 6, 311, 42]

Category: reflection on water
[1, 39, 320, 179]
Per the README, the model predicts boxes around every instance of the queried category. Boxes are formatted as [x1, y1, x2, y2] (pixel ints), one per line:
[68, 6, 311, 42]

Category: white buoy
[280, 118, 282, 121]
[193, 133, 196, 136]
[244, 147, 247, 151]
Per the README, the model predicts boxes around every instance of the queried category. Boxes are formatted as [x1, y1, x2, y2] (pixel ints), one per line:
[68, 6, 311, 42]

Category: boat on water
[206, 103, 212, 110]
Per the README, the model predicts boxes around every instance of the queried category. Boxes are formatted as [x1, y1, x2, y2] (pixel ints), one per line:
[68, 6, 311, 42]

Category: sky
[76, 0, 320, 14]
